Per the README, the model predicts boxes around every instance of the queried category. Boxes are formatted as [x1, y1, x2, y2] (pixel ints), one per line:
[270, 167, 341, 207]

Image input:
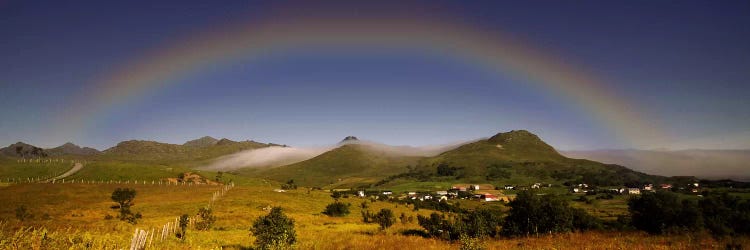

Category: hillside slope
[406, 130, 666, 186]
[253, 144, 422, 188]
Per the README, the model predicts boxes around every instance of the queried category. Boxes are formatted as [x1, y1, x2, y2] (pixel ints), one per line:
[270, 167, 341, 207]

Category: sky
[1, 0, 749, 150]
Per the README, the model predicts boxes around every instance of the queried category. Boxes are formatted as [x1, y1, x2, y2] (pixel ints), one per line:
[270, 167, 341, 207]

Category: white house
[628, 188, 641, 195]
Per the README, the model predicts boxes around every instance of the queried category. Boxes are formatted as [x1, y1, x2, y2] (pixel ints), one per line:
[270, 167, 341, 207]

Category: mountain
[253, 142, 422, 188]
[47, 142, 101, 156]
[183, 136, 219, 148]
[103, 138, 275, 161]
[400, 130, 666, 186]
[561, 149, 750, 181]
[0, 142, 48, 158]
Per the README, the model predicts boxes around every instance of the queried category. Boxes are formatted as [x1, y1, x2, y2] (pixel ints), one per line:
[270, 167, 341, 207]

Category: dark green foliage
[111, 188, 136, 209]
[699, 193, 750, 237]
[361, 210, 373, 223]
[502, 191, 600, 237]
[330, 191, 343, 200]
[195, 207, 216, 230]
[374, 208, 395, 230]
[627, 191, 702, 234]
[281, 179, 297, 190]
[437, 164, 460, 177]
[110, 188, 141, 224]
[177, 214, 189, 240]
[322, 201, 351, 217]
[15, 205, 33, 221]
[215, 171, 223, 182]
[417, 209, 502, 241]
[250, 207, 296, 250]
[485, 164, 512, 180]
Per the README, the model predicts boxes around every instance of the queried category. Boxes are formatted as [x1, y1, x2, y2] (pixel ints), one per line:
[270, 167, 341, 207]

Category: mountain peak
[340, 136, 359, 143]
[183, 136, 219, 147]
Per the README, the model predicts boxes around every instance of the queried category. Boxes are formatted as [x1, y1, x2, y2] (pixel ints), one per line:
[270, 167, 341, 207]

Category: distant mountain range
[0, 142, 99, 157]
[561, 149, 750, 181]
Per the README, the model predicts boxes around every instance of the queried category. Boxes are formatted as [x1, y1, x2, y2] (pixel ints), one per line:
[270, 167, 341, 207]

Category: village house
[435, 191, 448, 196]
[628, 188, 641, 195]
[643, 184, 654, 191]
[479, 193, 500, 202]
[382, 190, 393, 195]
[503, 185, 515, 190]
[660, 184, 673, 190]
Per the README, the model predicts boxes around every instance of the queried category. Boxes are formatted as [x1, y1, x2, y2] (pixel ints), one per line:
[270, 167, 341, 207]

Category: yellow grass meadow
[1, 181, 748, 249]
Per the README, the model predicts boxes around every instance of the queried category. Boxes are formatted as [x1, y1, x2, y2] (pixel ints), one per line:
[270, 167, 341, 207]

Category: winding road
[46, 162, 83, 182]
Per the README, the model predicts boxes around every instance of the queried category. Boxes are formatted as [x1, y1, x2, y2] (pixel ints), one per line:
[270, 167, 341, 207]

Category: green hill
[101, 138, 274, 162]
[252, 143, 422, 188]
[408, 130, 665, 186]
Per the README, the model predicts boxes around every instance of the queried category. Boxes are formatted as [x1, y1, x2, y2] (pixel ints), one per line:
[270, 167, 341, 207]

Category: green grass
[0, 157, 73, 180]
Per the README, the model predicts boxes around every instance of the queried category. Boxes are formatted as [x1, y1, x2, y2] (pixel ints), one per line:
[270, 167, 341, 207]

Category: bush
[251, 207, 296, 250]
[281, 179, 297, 190]
[322, 201, 351, 217]
[15, 205, 33, 221]
[195, 207, 216, 230]
[374, 209, 395, 230]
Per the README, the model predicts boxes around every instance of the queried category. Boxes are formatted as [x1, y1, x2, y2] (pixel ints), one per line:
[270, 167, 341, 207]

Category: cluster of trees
[503, 191, 601, 236]
[416, 191, 600, 242]
[417, 209, 502, 241]
[628, 191, 750, 237]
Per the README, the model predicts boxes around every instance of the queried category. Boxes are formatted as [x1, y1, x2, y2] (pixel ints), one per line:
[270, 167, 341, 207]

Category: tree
[111, 188, 136, 209]
[699, 193, 750, 237]
[374, 208, 395, 230]
[111, 188, 141, 224]
[323, 201, 350, 217]
[195, 207, 216, 230]
[251, 207, 296, 250]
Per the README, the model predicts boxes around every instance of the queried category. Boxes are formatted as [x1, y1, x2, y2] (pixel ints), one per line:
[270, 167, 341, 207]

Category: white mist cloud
[201, 138, 475, 171]
[202, 146, 332, 171]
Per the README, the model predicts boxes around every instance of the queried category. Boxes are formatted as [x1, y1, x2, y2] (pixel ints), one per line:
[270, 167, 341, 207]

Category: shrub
[251, 207, 296, 250]
[374, 208, 395, 230]
[322, 201, 351, 217]
[15, 205, 33, 221]
[177, 214, 189, 240]
[699, 192, 750, 237]
[195, 207, 216, 230]
[281, 179, 297, 190]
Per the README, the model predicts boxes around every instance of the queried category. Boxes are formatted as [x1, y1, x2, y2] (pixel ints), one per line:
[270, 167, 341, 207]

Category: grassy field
[0, 157, 74, 181]
[1, 180, 748, 249]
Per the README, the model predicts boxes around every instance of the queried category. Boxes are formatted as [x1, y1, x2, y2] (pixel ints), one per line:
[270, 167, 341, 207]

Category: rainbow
[63, 14, 663, 147]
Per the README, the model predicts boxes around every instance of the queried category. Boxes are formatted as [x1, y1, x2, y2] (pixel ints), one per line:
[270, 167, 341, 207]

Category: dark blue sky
[1, 1, 749, 150]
